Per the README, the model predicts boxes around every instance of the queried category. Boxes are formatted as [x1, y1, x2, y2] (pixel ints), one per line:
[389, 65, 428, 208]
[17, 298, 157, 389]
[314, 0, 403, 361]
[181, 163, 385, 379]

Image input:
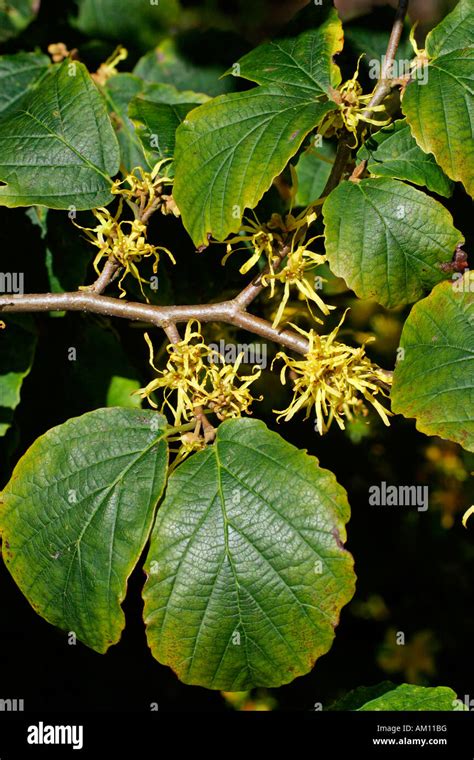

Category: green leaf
[425, 0, 474, 57]
[358, 119, 453, 198]
[0, 408, 169, 652]
[322, 178, 463, 309]
[74, 0, 181, 51]
[0, 0, 39, 43]
[173, 8, 343, 246]
[392, 273, 474, 452]
[25, 204, 48, 236]
[129, 83, 208, 167]
[134, 38, 233, 98]
[357, 683, 463, 711]
[103, 73, 148, 172]
[106, 376, 142, 408]
[293, 138, 336, 207]
[0, 61, 120, 210]
[174, 88, 337, 246]
[143, 417, 355, 690]
[0, 315, 37, 437]
[0, 52, 50, 116]
[330, 681, 466, 710]
[401, 0, 474, 196]
[230, 12, 342, 89]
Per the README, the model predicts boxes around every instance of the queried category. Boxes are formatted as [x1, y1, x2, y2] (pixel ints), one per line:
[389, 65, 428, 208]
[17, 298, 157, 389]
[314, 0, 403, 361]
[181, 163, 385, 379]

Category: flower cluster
[262, 235, 333, 327]
[77, 164, 178, 298]
[137, 322, 262, 427]
[274, 313, 392, 434]
[77, 202, 174, 298]
[222, 216, 282, 275]
[224, 210, 333, 327]
[111, 163, 180, 220]
[321, 59, 391, 147]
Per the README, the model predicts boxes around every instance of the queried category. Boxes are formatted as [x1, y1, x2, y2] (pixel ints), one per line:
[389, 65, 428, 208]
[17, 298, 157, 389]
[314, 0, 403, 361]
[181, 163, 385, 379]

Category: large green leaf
[74, 0, 181, 50]
[294, 138, 336, 207]
[231, 12, 342, 89]
[392, 273, 474, 452]
[358, 119, 453, 198]
[425, 0, 474, 56]
[401, 0, 474, 196]
[129, 83, 208, 167]
[173, 8, 343, 246]
[134, 38, 233, 98]
[358, 684, 463, 711]
[0, 0, 39, 43]
[0, 52, 50, 116]
[322, 178, 463, 308]
[0, 408, 169, 652]
[103, 73, 148, 173]
[0, 315, 37, 436]
[143, 417, 355, 690]
[0, 61, 120, 210]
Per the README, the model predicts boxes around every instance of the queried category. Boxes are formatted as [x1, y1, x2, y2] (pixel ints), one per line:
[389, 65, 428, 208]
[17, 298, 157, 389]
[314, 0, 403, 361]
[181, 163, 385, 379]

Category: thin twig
[163, 323, 181, 344]
[320, 0, 410, 196]
[87, 258, 120, 294]
[140, 196, 162, 224]
[193, 406, 216, 443]
[320, 133, 353, 197]
[363, 0, 410, 116]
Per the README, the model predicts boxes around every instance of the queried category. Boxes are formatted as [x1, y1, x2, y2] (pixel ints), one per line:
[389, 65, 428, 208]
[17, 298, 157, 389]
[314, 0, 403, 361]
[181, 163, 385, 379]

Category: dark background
[0, 0, 473, 713]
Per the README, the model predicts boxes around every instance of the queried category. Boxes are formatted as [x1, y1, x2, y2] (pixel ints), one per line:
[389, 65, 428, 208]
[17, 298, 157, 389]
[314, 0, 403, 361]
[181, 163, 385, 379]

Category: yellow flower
[203, 355, 262, 421]
[137, 322, 210, 425]
[76, 199, 175, 299]
[273, 312, 392, 434]
[137, 322, 262, 426]
[262, 235, 333, 327]
[320, 57, 391, 147]
[462, 505, 474, 529]
[222, 216, 282, 274]
[111, 162, 179, 218]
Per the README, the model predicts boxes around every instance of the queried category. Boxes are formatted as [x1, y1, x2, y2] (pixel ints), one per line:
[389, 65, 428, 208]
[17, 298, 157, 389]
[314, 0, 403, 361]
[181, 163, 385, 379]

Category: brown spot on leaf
[332, 527, 344, 550]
